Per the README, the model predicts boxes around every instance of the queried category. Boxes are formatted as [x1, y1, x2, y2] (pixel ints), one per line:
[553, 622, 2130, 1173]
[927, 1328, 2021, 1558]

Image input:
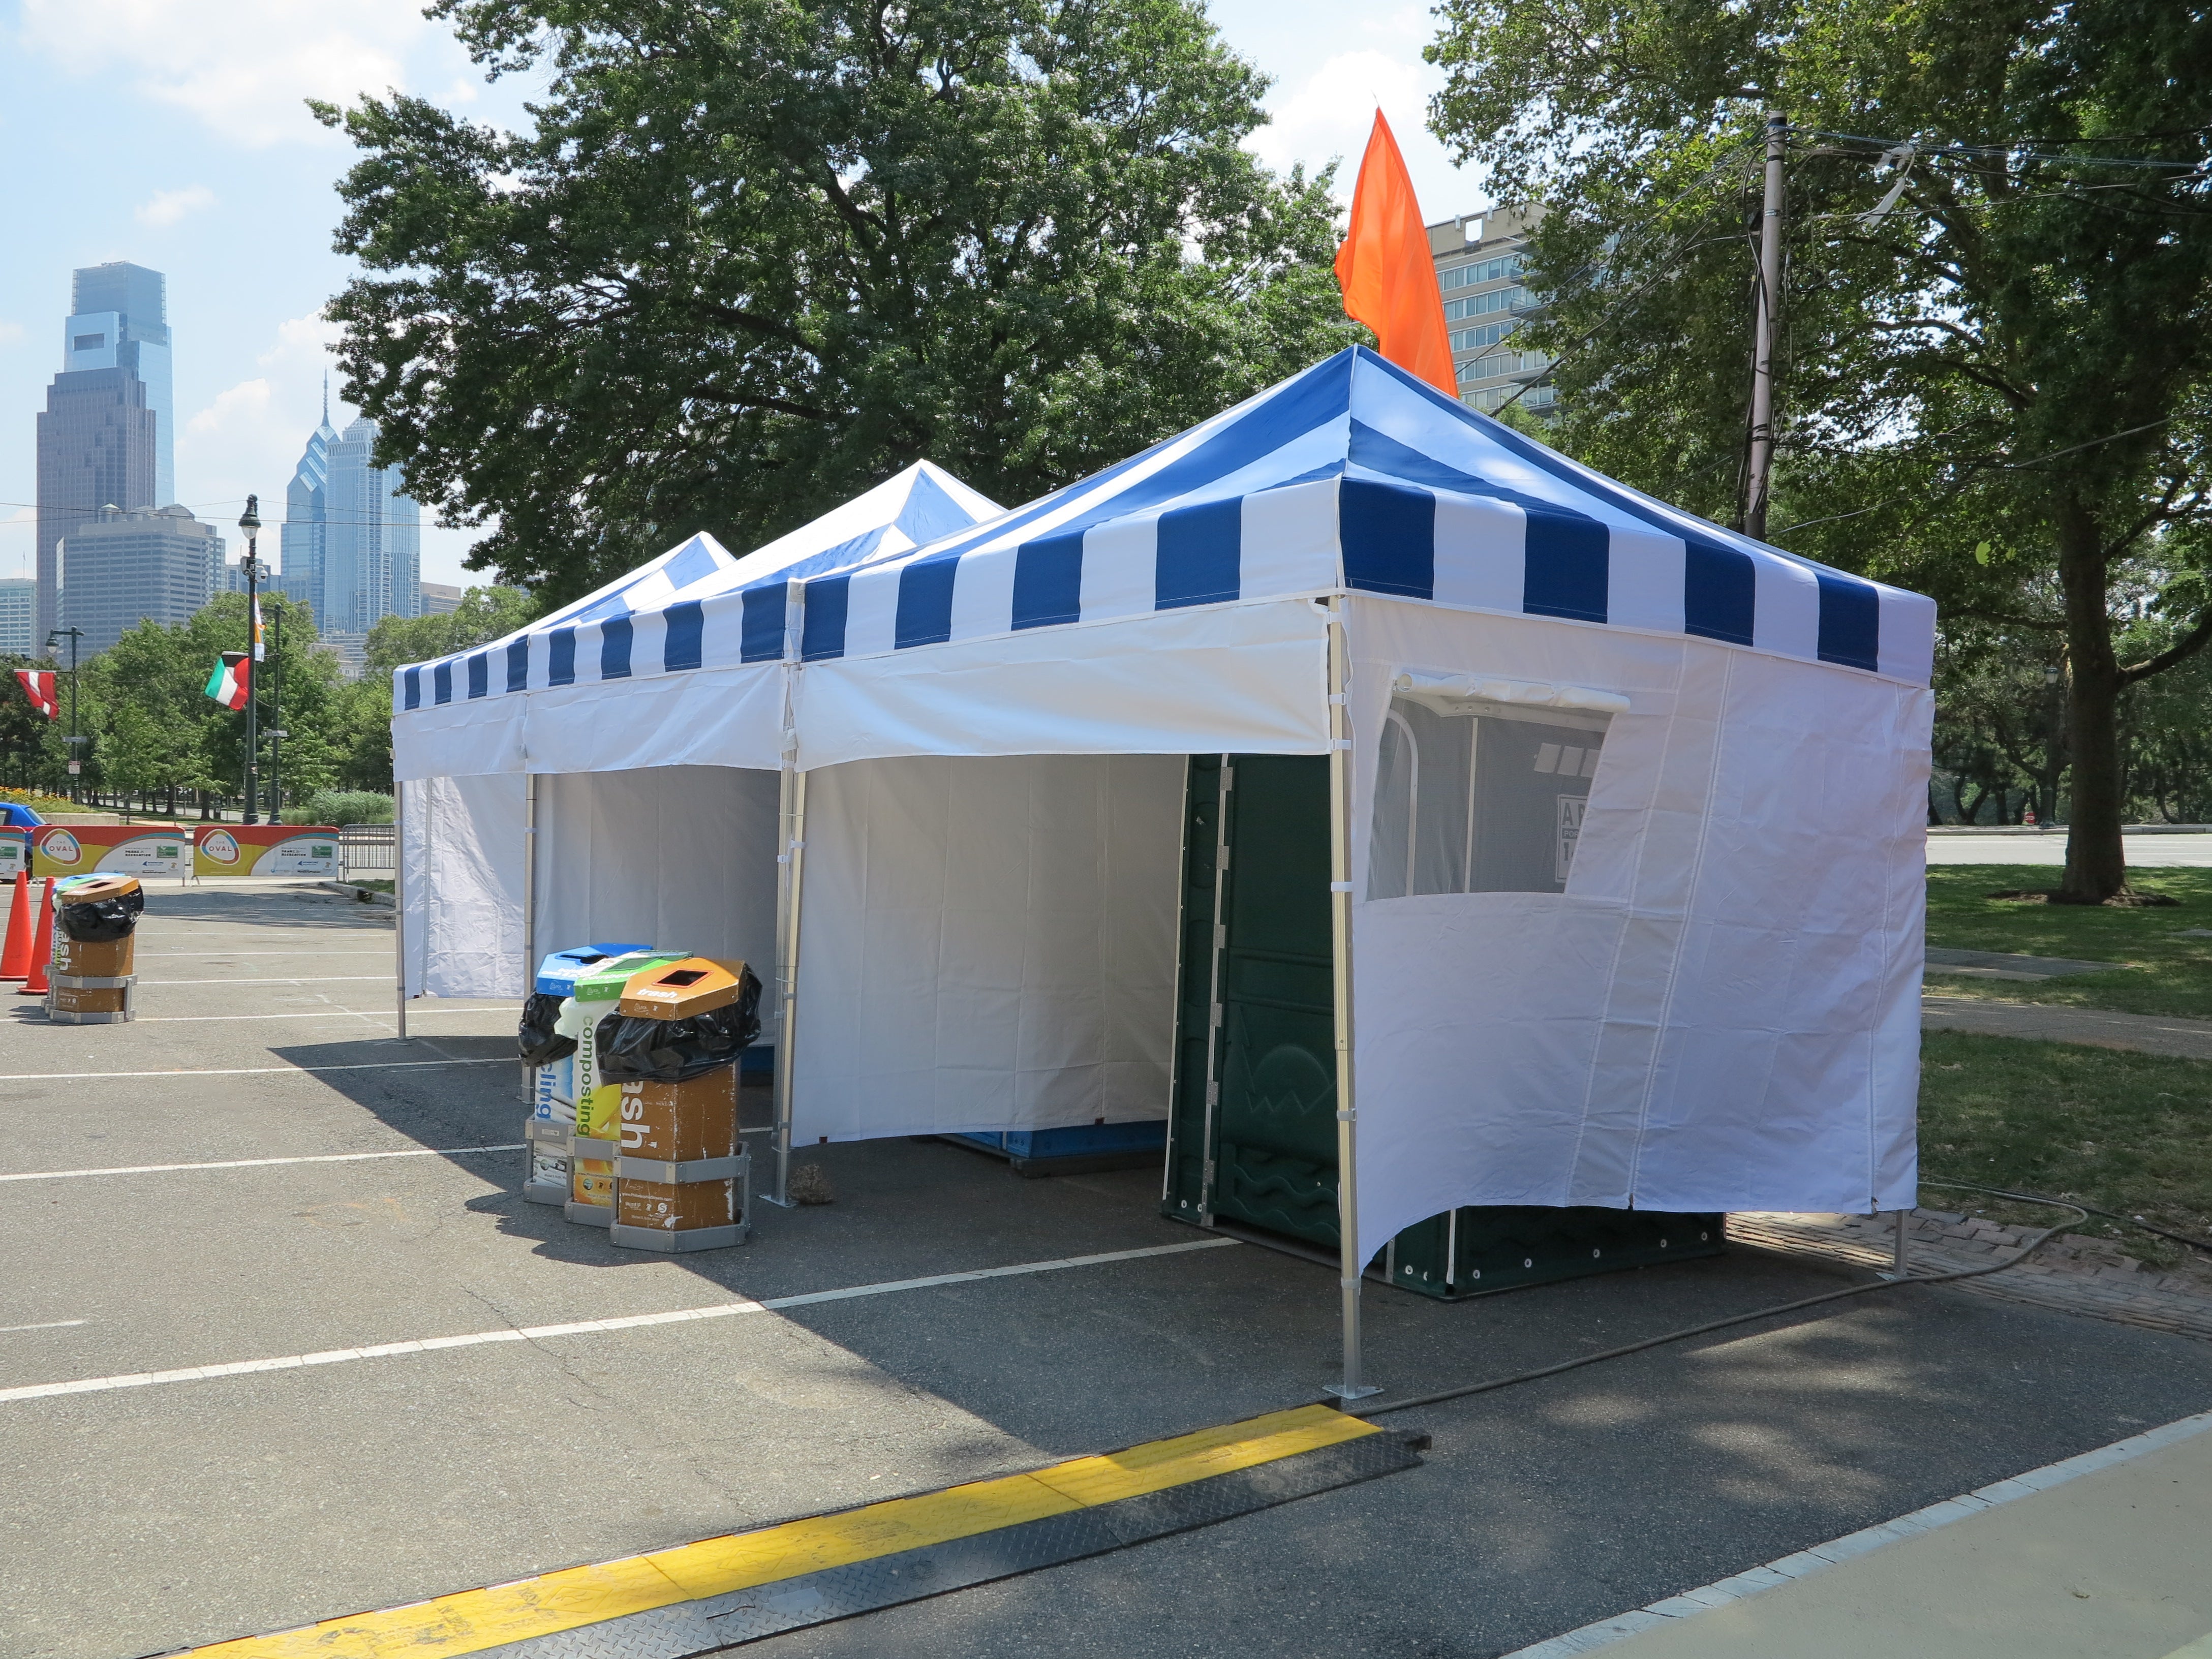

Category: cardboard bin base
[609, 1220, 748, 1253]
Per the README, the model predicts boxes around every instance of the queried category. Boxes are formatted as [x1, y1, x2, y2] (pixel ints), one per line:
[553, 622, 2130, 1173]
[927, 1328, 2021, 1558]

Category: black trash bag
[517, 992, 576, 1066]
[595, 966, 762, 1084]
[58, 888, 146, 943]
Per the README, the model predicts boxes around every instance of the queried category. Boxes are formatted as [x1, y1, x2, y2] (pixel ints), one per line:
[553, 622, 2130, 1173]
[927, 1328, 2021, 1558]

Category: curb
[320, 881, 395, 907]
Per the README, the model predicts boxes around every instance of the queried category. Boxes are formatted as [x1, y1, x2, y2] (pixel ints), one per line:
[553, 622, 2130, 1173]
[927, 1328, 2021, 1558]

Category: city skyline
[0, 0, 1485, 598]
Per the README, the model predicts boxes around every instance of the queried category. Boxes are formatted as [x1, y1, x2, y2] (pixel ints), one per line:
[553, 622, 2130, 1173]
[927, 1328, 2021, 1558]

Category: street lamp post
[238, 497, 264, 825]
[43, 626, 84, 802]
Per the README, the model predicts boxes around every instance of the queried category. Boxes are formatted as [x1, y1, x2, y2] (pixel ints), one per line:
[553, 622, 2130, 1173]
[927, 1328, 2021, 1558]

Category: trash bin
[602, 957, 762, 1252]
[48, 873, 143, 1024]
[516, 942, 651, 1206]
[559, 949, 691, 1225]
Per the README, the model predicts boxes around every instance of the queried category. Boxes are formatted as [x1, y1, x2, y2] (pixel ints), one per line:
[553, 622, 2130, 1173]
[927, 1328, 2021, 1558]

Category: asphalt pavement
[6, 880, 2212, 1659]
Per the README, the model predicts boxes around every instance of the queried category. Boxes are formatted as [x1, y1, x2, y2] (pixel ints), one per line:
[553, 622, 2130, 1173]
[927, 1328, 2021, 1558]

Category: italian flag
[205, 652, 250, 711]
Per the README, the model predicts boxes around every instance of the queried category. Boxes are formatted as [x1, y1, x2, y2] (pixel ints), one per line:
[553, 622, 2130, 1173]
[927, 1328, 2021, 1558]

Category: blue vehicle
[0, 804, 44, 828]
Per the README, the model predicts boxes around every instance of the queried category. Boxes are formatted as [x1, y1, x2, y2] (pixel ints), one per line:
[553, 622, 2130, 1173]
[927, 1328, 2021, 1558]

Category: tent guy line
[0, 1238, 1241, 1406]
[0, 1146, 525, 1184]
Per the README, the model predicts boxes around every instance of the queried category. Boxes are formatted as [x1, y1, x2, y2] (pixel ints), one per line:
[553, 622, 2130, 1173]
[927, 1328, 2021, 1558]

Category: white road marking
[0, 1145, 524, 1183]
[0, 1322, 88, 1334]
[124, 1007, 508, 1024]
[0, 1059, 509, 1082]
[134, 976, 389, 986]
[0, 1239, 1242, 1405]
[132, 950, 393, 959]
[1502, 1407, 2212, 1657]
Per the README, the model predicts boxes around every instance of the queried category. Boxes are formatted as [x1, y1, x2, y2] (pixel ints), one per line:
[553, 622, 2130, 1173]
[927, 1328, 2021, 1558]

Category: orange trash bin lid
[616, 957, 750, 1019]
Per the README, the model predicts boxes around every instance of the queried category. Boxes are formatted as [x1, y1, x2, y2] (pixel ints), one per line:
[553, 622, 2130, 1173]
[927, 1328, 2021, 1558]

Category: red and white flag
[13, 669, 58, 721]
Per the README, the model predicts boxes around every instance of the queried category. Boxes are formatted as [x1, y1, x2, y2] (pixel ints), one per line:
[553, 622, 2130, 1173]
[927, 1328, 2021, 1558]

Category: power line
[1800, 128, 2209, 171]
[1767, 418, 2179, 540]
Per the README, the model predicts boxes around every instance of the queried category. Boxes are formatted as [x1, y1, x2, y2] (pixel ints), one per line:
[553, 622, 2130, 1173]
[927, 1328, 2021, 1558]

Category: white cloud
[19, 0, 456, 147]
[0, 322, 25, 348]
[135, 185, 217, 227]
[1245, 46, 1482, 218]
[181, 314, 341, 511]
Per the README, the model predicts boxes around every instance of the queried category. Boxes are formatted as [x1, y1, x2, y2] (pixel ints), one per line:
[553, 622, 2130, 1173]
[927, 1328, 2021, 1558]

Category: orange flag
[1335, 111, 1457, 397]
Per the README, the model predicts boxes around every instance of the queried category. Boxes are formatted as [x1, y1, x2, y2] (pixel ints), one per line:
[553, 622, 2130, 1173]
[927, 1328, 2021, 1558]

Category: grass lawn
[1921, 1029, 2212, 1273]
[345, 878, 394, 895]
[1923, 864, 2212, 1018]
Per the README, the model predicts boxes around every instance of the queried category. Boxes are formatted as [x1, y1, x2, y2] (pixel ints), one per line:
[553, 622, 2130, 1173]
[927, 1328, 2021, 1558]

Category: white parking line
[0, 1322, 87, 1334]
[132, 950, 393, 958]
[0, 1145, 524, 1183]
[124, 1007, 509, 1024]
[0, 1060, 509, 1082]
[0, 1238, 1242, 1405]
[134, 976, 389, 986]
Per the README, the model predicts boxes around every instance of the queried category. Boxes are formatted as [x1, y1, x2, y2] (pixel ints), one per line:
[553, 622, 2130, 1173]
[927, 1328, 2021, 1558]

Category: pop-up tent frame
[396, 348, 1935, 1394]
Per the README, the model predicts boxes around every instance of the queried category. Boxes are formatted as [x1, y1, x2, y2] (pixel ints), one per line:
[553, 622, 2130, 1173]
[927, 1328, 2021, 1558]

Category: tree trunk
[2056, 501, 2129, 902]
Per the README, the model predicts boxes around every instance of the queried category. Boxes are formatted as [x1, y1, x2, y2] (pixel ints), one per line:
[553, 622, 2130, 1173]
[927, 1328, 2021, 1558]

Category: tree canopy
[319, 0, 1361, 607]
[1428, 0, 2212, 899]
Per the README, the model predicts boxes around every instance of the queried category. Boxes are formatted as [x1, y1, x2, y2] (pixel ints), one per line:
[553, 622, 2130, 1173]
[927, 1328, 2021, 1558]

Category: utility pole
[238, 497, 265, 825]
[1745, 110, 1787, 543]
[43, 626, 84, 802]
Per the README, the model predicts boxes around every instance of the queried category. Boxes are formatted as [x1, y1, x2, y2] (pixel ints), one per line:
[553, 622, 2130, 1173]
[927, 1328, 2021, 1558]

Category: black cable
[1347, 1204, 2086, 1419]
[1920, 1178, 2212, 1256]
[1799, 129, 2208, 171]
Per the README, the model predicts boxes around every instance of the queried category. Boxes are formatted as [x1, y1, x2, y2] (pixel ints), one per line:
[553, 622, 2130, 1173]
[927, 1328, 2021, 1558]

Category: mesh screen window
[1369, 695, 1613, 900]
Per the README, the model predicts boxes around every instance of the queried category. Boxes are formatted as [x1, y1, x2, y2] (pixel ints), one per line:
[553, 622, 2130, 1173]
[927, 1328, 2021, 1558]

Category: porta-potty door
[1163, 754, 1341, 1247]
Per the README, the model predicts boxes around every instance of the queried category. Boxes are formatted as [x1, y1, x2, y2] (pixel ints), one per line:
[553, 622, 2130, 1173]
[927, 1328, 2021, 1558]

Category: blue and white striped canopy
[774, 347, 1932, 684]
[396, 462, 1001, 710]
[401, 347, 1933, 713]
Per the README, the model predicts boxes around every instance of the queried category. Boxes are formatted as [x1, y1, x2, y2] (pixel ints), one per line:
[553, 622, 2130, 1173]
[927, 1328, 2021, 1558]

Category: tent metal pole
[1322, 595, 1376, 1403]
[521, 773, 537, 1099]
[393, 777, 409, 1041]
[763, 617, 807, 1210]
[765, 766, 808, 1208]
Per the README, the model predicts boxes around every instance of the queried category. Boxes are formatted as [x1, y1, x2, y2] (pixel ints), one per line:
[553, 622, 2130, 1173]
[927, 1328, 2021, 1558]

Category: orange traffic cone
[0, 871, 30, 980]
[18, 879, 56, 996]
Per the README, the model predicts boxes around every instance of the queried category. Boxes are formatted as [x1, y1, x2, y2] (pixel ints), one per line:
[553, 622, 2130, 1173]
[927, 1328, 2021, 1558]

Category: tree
[1428, 0, 2212, 901]
[0, 654, 68, 793]
[363, 585, 540, 674]
[317, 0, 1360, 608]
[331, 583, 542, 792]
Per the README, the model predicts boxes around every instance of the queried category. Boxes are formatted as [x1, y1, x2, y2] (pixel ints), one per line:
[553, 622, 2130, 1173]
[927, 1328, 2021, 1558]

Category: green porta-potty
[1160, 754, 1724, 1296]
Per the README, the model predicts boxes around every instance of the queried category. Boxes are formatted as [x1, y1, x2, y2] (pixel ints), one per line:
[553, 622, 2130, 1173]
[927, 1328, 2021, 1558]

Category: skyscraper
[57, 505, 224, 656]
[0, 579, 35, 657]
[34, 263, 172, 641]
[283, 403, 421, 635]
[65, 264, 174, 505]
[280, 390, 335, 620]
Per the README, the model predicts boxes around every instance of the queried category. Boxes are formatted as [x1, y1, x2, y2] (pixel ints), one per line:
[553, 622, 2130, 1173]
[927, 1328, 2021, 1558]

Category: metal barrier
[340, 824, 396, 880]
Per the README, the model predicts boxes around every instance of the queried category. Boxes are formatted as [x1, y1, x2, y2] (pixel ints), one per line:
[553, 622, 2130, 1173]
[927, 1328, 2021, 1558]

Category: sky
[0, 0, 1486, 590]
